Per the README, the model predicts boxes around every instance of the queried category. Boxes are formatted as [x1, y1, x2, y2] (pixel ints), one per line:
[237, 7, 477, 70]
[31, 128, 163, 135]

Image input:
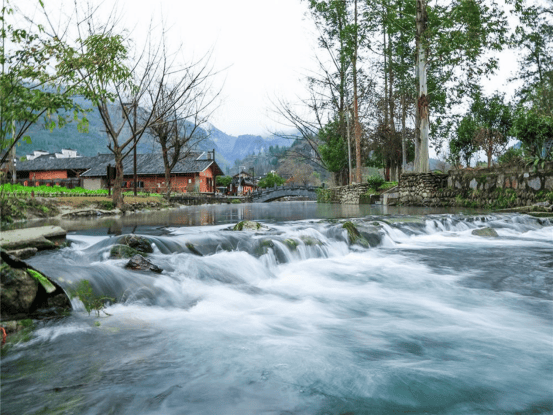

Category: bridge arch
[251, 186, 319, 203]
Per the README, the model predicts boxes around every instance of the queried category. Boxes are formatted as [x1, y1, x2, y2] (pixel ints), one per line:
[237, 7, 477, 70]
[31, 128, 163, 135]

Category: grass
[0, 183, 164, 198]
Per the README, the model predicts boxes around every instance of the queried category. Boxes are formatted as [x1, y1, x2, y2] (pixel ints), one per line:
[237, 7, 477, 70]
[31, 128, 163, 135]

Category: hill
[13, 100, 293, 173]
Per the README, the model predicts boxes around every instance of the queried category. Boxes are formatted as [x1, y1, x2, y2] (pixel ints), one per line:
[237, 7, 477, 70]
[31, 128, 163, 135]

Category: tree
[258, 172, 286, 188]
[450, 116, 478, 167]
[216, 175, 232, 187]
[511, 108, 553, 158]
[413, 0, 509, 172]
[0, 0, 99, 167]
[510, 0, 553, 115]
[277, 156, 322, 186]
[146, 55, 221, 198]
[457, 92, 512, 168]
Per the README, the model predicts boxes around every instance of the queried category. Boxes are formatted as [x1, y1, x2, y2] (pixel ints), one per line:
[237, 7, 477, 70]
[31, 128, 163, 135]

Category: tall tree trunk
[401, 94, 407, 172]
[113, 149, 124, 208]
[353, 0, 362, 184]
[415, 0, 429, 173]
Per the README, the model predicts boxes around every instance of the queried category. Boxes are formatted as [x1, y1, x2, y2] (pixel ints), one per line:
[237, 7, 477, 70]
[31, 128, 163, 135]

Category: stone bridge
[251, 185, 320, 203]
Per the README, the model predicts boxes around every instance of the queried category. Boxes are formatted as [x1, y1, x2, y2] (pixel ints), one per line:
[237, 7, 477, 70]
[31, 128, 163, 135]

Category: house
[228, 171, 257, 195]
[15, 155, 113, 188]
[80, 151, 223, 193]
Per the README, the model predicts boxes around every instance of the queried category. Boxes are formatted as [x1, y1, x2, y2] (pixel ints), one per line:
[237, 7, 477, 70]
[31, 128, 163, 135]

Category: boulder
[342, 221, 370, 248]
[6, 247, 38, 260]
[119, 235, 154, 254]
[0, 263, 38, 318]
[232, 221, 264, 231]
[110, 244, 141, 259]
[472, 227, 499, 237]
[125, 255, 163, 273]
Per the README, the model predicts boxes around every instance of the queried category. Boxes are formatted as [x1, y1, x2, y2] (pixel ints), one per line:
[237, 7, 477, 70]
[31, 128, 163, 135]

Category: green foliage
[511, 108, 553, 158]
[231, 198, 241, 204]
[316, 187, 333, 203]
[258, 172, 286, 188]
[318, 120, 348, 174]
[0, 183, 108, 196]
[536, 191, 553, 204]
[70, 280, 114, 317]
[366, 175, 385, 190]
[498, 146, 525, 165]
[216, 176, 232, 187]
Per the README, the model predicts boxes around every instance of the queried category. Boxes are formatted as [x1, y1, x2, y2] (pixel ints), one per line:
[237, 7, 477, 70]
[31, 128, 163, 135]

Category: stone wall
[399, 162, 553, 207]
[324, 183, 371, 204]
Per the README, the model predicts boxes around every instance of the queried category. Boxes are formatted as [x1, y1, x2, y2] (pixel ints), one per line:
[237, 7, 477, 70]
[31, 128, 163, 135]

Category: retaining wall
[399, 162, 553, 207]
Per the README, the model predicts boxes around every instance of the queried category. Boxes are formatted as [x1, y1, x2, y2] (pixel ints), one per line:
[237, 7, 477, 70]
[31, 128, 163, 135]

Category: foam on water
[5, 213, 551, 414]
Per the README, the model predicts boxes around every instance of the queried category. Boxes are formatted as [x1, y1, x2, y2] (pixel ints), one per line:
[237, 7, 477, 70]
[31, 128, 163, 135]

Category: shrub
[70, 280, 114, 317]
[366, 175, 385, 190]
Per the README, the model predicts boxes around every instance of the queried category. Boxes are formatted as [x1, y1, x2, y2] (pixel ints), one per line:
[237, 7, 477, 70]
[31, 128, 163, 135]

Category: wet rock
[233, 221, 264, 231]
[119, 235, 154, 254]
[110, 244, 141, 259]
[342, 221, 370, 247]
[300, 236, 323, 246]
[472, 227, 499, 237]
[125, 255, 163, 273]
[0, 263, 38, 318]
[284, 238, 299, 250]
[6, 247, 38, 260]
[186, 243, 203, 256]
[254, 239, 275, 256]
[47, 293, 72, 309]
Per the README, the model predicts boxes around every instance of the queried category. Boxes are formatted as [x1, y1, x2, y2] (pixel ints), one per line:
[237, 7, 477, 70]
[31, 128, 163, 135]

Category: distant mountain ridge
[15, 100, 293, 173]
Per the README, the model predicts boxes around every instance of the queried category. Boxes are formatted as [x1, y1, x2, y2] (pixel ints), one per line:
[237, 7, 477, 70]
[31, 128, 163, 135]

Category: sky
[116, 0, 321, 137]
[17, 0, 521, 141]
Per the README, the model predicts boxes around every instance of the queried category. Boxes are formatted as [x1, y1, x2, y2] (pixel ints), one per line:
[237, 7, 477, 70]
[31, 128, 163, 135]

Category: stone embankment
[399, 163, 553, 208]
[323, 184, 371, 204]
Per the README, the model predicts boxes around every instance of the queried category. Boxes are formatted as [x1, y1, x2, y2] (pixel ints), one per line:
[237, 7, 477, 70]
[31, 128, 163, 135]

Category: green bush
[366, 175, 385, 190]
[498, 147, 525, 165]
[316, 188, 333, 203]
[70, 280, 114, 317]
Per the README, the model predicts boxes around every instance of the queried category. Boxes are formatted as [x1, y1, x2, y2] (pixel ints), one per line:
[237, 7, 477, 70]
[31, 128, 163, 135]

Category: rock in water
[110, 244, 141, 259]
[125, 255, 163, 273]
[0, 263, 38, 318]
[119, 235, 154, 254]
[232, 221, 264, 231]
[472, 227, 499, 237]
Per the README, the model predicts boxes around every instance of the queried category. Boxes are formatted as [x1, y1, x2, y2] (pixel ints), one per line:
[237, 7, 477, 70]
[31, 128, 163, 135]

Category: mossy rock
[254, 239, 275, 256]
[118, 235, 154, 254]
[300, 236, 323, 246]
[472, 227, 499, 237]
[233, 221, 263, 231]
[110, 244, 142, 259]
[0, 263, 38, 317]
[186, 243, 203, 256]
[342, 221, 370, 247]
[284, 238, 299, 250]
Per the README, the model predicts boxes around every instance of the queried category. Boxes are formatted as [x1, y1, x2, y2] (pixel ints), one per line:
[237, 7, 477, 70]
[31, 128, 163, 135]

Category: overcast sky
[116, 0, 320, 137]
[19, 0, 520, 140]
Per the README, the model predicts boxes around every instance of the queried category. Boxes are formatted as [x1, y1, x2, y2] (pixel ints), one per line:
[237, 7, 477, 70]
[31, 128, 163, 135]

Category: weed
[70, 280, 114, 317]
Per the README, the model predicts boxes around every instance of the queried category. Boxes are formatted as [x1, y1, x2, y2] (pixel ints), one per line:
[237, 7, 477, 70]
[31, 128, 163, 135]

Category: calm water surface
[1, 202, 552, 414]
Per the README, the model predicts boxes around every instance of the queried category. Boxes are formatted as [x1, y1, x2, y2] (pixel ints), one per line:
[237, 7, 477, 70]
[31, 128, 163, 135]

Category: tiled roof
[17, 152, 223, 177]
[81, 153, 223, 177]
[16, 154, 113, 172]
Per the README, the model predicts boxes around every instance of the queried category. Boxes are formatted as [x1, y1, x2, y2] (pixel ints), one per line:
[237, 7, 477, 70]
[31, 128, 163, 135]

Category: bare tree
[146, 53, 221, 198]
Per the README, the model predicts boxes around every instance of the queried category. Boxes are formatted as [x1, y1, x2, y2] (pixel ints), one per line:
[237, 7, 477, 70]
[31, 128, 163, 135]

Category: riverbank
[0, 195, 175, 227]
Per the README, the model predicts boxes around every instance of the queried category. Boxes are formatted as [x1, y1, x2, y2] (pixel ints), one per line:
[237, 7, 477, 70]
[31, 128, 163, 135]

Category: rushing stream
[1, 203, 552, 414]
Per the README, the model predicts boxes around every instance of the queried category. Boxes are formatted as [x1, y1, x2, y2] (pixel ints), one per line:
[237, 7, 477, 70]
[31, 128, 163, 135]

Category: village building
[15, 151, 223, 193]
[80, 151, 223, 193]
[228, 171, 257, 195]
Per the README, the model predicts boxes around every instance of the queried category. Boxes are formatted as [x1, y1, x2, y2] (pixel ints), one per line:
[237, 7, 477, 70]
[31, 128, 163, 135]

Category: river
[1, 202, 552, 414]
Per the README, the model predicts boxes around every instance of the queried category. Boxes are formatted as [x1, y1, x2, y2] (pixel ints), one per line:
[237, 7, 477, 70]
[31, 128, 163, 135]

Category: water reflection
[8, 201, 488, 234]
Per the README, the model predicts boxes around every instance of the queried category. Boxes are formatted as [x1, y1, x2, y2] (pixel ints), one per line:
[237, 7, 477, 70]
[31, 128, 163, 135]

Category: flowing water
[2, 202, 552, 415]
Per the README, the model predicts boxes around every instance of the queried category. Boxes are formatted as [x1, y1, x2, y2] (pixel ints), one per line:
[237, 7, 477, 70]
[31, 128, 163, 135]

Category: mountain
[14, 100, 293, 174]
